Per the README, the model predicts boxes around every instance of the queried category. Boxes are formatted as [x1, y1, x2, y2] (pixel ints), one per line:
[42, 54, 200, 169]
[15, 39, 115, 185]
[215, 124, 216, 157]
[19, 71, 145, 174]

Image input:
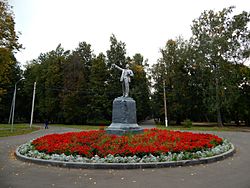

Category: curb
[15, 144, 235, 169]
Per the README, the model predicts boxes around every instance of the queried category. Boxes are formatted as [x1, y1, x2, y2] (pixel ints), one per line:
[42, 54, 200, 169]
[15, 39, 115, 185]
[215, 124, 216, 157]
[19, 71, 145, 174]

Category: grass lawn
[51, 123, 250, 132]
[0, 124, 40, 137]
[1, 122, 249, 138]
[0, 123, 106, 137]
[49, 124, 107, 130]
[156, 125, 250, 132]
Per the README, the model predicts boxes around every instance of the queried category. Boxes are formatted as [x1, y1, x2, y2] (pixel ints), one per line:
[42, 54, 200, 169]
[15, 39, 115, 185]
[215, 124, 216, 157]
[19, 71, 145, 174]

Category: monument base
[106, 123, 143, 135]
[106, 97, 143, 136]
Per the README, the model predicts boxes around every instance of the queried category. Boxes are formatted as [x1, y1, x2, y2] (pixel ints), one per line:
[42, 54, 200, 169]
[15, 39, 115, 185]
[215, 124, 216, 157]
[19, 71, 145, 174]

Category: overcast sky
[9, 0, 250, 66]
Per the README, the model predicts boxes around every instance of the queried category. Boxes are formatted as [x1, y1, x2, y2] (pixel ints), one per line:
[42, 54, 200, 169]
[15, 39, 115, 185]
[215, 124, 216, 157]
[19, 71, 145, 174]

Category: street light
[163, 80, 168, 127]
[30, 82, 36, 128]
[10, 78, 24, 132]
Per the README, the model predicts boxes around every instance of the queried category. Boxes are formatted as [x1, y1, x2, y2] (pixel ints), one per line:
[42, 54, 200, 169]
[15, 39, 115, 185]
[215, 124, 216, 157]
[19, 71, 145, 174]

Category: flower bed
[17, 129, 233, 164]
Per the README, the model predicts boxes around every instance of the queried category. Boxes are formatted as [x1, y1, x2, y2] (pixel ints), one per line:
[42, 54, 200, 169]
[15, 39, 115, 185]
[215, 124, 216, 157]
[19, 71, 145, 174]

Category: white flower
[18, 139, 233, 164]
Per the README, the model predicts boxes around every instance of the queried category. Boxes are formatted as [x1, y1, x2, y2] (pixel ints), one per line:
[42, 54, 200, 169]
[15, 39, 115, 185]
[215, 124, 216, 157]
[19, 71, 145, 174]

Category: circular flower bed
[17, 129, 233, 165]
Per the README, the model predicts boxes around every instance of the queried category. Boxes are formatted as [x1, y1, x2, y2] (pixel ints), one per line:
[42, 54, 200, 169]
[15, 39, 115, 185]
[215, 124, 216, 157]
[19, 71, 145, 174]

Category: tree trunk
[245, 117, 249, 127]
[217, 109, 223, 127]
[205, 114, 210, 122]
[235, 120, 240, 126]
[176, 117, 181, 125]
[215, 73, 223, 127]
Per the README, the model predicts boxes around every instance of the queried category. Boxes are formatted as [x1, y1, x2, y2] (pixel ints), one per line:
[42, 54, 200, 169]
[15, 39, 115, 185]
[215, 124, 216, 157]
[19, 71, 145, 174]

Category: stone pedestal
[106, 97, 143, 135]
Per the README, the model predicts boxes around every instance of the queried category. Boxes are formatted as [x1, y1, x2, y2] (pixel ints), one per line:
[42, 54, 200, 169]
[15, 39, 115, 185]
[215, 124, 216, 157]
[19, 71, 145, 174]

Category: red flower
[32, 129, 223, 158]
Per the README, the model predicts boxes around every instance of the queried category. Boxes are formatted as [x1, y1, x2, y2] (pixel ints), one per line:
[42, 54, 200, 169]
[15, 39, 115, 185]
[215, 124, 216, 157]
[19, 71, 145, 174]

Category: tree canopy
[151, 7, 250, 126]
[0, 0, 22, 121]
[15, 35, 151, 124]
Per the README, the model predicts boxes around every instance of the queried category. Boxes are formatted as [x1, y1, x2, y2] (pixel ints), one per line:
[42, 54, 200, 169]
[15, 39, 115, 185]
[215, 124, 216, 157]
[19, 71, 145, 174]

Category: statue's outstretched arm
[112, 64, 123, 71]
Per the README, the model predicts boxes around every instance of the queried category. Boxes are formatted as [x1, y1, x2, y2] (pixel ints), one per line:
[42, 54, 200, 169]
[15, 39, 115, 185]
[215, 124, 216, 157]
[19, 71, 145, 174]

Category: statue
[107, 61, 143, 135]
[112, 62, 134, 97]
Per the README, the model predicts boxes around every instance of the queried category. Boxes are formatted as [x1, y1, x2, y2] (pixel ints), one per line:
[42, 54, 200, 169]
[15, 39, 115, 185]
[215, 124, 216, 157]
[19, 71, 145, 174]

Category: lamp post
[29, 82, 36, 128]
[10, 78, 24, 132]
[8, 98, 14, 124]
[163, 80, 168, 127]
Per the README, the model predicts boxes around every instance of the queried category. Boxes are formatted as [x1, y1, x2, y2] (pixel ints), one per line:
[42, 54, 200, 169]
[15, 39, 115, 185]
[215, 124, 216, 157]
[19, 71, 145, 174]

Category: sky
[9, 0, 250, 67]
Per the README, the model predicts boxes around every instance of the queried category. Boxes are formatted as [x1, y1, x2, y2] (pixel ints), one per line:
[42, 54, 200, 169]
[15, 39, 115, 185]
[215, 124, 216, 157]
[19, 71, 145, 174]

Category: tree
[0, 0, 22, 122]
[60, 41, 94, 124]
[88, 53, 111, 123]
[151, 38, 193, 124]
[190, 7, 250, 126]
[60, 51, 85, 124]
[230, 64, 250, 126]
[0, 0, 22, 51]
[75, 41, 93, 81]
[150, 61, 165, 124]
[130, 54, 151, 121]
[22, 62, 39, 121]
[23, 44, 68, 123]
[106, 34, 127, 99]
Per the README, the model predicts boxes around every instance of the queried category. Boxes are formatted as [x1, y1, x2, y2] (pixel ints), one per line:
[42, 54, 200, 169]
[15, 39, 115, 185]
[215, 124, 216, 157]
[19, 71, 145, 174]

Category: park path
[1, 126, 250, 188]
[139, 119, 156, 129]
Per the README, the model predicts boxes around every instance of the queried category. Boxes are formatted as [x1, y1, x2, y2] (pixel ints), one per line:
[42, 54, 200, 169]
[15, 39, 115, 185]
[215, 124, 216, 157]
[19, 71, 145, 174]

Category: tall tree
[106, 34, 127, 99]
[60, 41, 93, 124]
[191, 7, 250, 126]
[0, 0, 22, 51]
[150, 61, 165, 124]
[229, 64, 250, 126]
[130, 54, 151, 121]
[0, 0, 22, 122]
[159, 38, 193, 124]
[88, 53, 110, 123]
[23, 44, 68, 123]
[60, 52, 85, 124]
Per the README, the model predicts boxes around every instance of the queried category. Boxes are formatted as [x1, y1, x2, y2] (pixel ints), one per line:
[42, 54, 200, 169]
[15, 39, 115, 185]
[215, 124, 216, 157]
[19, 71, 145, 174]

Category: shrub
[184, 119, 192, 128]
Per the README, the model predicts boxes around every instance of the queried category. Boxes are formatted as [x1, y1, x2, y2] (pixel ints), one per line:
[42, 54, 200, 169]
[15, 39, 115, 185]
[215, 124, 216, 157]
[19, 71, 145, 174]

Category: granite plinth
[106, 97, 143, 135]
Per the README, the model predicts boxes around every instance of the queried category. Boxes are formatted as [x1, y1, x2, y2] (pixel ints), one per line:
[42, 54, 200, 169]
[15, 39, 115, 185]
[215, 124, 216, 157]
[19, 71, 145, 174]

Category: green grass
[49, 124, 107, 130]
[51, 123, 250, 132]
[156, 124, 249, 132]
[0, 123, 105, 137]
[0, 124, 40, 137]
[1, 122, 249, 138]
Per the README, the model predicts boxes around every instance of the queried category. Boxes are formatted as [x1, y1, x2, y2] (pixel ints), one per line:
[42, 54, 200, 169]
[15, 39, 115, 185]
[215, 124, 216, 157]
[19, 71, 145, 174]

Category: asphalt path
[0, 126, 250, 188]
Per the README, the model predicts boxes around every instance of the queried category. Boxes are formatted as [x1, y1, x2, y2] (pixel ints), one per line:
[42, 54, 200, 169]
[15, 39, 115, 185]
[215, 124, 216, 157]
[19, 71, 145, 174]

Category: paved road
[0, 126, 250, 188]
[139, 119, 156, 129]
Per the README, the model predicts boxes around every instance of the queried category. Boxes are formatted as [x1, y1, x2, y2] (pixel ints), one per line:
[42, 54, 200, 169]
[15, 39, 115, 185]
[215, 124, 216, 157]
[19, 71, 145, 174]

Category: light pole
[10, 78, 24, 132]
[8, 97, 14, 124]
[30, 82, 36, 128]
[163, 80, 168, 127]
